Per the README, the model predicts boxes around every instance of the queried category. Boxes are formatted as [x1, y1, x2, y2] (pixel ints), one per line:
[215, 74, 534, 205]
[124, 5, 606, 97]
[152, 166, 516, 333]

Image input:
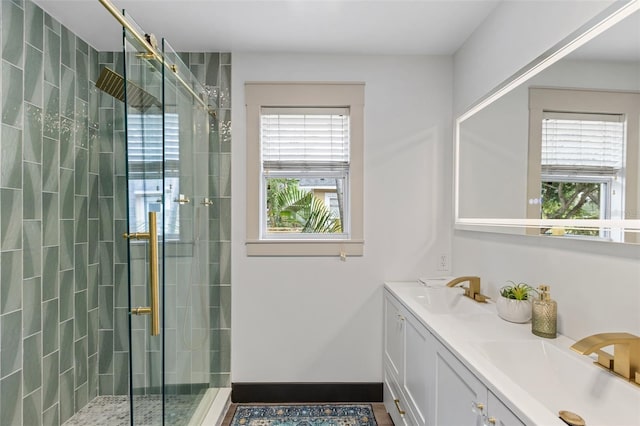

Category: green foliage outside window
[541, 181, 601, 236]
[266, 178, 342, 233]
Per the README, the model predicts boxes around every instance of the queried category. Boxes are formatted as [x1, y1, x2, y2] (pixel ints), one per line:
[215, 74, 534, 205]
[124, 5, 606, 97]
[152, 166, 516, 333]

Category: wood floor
[220, 402, 394, 425]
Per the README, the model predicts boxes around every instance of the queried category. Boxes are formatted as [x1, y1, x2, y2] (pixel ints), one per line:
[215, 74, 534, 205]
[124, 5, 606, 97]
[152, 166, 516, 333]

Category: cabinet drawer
[384, 368, 409, 426]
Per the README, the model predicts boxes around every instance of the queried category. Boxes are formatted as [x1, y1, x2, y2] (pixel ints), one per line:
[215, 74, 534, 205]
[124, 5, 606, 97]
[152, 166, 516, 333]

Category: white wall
[453, 1, 640, 340]
[453, 0, 616, 115]
[231, 54, 453, 382]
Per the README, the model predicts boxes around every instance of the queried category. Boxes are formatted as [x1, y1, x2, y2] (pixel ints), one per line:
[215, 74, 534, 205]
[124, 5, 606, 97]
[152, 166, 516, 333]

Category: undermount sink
[405, 286, 490, 315]
[472, 339, 640, 425]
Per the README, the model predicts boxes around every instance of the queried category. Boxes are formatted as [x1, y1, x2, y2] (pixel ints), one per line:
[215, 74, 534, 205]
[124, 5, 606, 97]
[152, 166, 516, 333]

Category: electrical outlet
[437, 254, 449, 272]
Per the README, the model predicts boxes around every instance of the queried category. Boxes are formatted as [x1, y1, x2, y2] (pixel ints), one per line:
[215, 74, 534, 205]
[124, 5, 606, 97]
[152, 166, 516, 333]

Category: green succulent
[500, 281, 536, 300]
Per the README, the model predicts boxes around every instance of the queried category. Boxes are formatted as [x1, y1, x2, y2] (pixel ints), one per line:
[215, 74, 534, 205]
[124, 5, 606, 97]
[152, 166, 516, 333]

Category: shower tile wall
[0, 0, 231, 423]
[96, 50, 128, 398]
[0, 0, 101, 424]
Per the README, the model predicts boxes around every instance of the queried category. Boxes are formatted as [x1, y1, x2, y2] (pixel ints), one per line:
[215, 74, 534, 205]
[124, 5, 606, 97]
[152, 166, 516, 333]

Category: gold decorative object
[532, 285, 557, 338]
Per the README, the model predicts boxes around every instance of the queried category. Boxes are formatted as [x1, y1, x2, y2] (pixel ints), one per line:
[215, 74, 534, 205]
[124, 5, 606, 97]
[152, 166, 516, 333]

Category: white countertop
[385, 281, 640, 426]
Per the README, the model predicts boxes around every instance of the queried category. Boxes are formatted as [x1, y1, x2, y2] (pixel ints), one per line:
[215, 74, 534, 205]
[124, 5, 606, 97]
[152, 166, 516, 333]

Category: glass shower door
[122, 16, 166, 425]
[120, 13, 216, 425]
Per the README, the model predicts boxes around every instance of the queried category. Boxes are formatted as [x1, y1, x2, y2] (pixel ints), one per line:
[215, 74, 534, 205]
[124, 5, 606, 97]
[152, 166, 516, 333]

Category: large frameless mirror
[455, 1, 640, 243]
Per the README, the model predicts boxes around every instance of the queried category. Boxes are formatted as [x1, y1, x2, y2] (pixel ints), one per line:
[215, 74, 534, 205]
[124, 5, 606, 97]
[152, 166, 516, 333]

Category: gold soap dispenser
[532, 285, 557, 338]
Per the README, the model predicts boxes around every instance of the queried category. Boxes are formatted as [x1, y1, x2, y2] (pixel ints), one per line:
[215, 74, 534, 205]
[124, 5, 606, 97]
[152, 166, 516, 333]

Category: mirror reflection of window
[526, 88, 639, 243]
[127, 113, 181, 239]
[540, 113, 625, 240]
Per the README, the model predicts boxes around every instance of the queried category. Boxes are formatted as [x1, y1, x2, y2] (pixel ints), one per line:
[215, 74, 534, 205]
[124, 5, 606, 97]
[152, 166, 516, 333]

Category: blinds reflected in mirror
[541, 112, 625, 175]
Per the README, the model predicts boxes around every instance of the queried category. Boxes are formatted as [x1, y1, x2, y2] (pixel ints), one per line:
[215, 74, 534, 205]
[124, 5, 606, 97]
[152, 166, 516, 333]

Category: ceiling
[33, 0, 500, 54]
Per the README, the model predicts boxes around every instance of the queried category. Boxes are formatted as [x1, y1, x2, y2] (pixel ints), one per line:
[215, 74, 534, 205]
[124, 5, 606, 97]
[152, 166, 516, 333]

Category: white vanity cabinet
[383, 291, 434, 426]
[384, 289, 526, 426]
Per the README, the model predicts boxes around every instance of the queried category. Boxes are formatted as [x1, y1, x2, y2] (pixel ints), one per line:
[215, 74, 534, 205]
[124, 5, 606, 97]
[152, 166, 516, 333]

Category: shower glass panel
[162, 39, 217, 421]
[121, 11, 216, 425]
[122, 13, 165, 425]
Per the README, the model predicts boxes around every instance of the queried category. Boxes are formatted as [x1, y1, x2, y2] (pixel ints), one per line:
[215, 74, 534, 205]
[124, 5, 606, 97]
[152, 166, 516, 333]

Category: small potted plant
[497, 281, 537, 323]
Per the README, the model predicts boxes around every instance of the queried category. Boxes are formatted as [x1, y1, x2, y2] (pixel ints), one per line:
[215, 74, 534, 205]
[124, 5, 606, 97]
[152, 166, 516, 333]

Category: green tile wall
[0, 0, 231, 424]
[0, 1, 101, 424]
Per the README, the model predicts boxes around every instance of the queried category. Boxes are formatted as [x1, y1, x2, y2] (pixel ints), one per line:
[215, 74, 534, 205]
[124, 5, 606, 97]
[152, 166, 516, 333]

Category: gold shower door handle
[123, 212, 160, 336]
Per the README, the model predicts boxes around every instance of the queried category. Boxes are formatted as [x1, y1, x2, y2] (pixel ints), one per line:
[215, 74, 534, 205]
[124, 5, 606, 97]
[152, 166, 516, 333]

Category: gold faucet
[570, 332, 640, 384]
[446, 276, 490, 303]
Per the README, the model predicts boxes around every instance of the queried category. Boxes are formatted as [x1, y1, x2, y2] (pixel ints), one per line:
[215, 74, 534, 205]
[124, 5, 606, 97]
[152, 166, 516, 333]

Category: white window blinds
[541, 112, 625, 174]
[261, 107, 350, 170]
[127, 113, 180, 177]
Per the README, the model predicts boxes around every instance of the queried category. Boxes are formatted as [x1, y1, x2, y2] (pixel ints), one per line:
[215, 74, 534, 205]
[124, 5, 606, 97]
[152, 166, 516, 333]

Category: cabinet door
[384, 293, 405, 378]
[434, 342, 486, 426]
[404, 315, 435, 426]
[485, 391, 526, 426]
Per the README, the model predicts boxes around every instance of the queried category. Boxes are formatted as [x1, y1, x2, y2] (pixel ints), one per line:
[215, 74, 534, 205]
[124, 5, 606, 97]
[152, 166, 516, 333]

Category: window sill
[245, 239, 364, 257]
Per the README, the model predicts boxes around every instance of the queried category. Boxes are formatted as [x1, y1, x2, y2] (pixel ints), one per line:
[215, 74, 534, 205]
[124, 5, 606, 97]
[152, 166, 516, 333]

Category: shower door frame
[121, 14, 167, 425]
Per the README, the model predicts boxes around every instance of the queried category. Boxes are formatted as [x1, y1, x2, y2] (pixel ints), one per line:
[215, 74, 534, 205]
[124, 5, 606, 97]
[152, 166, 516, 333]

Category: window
[262, 108, 349, 236]
[527, 88, 640, 242]
[245, 83, 365, 256]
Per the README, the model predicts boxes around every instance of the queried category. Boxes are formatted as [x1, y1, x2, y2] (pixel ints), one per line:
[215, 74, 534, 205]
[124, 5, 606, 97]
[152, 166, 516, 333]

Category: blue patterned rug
[231, 404, 377, 426]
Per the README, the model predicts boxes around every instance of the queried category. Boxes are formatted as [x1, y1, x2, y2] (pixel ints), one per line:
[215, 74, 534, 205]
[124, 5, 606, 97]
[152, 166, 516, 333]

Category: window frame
[245, 82, 365, 256]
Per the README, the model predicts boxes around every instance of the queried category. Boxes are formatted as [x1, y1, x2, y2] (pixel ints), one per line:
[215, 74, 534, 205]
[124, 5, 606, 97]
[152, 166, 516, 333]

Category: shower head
[95, 67, 162, 111]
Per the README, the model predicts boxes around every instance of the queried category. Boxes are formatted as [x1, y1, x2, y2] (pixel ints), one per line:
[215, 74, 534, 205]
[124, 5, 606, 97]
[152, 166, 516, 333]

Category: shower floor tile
[63, 394, 203, 426]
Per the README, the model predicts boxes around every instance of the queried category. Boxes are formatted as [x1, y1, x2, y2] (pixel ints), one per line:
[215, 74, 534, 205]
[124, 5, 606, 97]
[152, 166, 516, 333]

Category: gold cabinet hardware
[471, 402, 485, 413]
[123, 212, 160, 336]
[484, 416, 496, 425]
[393, 399, 406, 415]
